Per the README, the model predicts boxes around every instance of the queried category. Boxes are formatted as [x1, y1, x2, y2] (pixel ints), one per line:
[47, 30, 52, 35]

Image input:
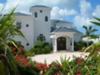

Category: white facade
[14, 13, 34, 50]
[30, 6, 51, 42]
[14, 5, 82, 51]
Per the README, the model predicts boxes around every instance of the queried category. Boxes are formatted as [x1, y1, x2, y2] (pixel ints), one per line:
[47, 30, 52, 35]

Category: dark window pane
[34, 12, 38, 18]
[26, 43, 29, 46]
[45, 16, 48, 22]
[16, 22, 21, 29]
[26, 24, 29, 27]
[40, 10, 43, 13]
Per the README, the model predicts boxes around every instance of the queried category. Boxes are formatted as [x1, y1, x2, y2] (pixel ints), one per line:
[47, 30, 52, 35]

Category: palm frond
[91, 22, 100, 26]
[83, 25, 87, 30]
[94, 17, 100, 21]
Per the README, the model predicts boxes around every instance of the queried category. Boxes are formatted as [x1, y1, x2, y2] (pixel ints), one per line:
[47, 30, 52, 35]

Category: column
[71, 35, 74, 51]
[66, 37, 67, 50]
[53, 37, 57, 52]
[67, 37, 70, 50]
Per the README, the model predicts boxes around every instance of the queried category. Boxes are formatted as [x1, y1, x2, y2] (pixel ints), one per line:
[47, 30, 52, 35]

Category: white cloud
[2, 0, 19, 13]
[92, 5, 100, 17]
[80, 0, 92, 17]
[74, 16, 92, 28]
[74, 0, 92, 28]
[2, 0, 79, 13]
[0, 4, 3, 11]
[51, 6, 77, 20]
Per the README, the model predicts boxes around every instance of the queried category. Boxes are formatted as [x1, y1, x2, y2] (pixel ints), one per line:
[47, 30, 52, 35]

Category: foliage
[74, 41, 94, 51]
[0, 60, 6, 75]
[17, 61, 40, 75]
[83, 25, 98, 38]
[24, 50, 35, 56]
[30, 34, 52, 55]
[18, 65, 39, 75]
[82, 25, 98, 46]
[74, 41, 87, 51]
[0, 9, 24, 75]
[91, 17, 100, 26]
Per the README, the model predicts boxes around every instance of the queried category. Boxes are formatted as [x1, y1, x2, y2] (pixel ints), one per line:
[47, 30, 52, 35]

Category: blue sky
[0, 0, 6, 3]
[0, 0, 100, 34]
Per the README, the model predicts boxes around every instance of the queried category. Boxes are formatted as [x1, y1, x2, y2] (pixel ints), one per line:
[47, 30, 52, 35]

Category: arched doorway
[57, 37, 66, 50]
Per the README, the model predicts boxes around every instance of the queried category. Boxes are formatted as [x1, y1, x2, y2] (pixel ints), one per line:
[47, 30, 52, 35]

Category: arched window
[45, 16, 48, 22]
[34, 12, 38, 18]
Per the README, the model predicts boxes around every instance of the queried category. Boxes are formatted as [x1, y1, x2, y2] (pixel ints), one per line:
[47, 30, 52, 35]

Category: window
[45, 16, 48, 22]
[16, 22, 21, 29]
[37, 34, 45, 41]
[40, 10, 43, 13]
[34, 12, 38, 18]
[26, 43, 29, 46]
[26, 24, 29, 27]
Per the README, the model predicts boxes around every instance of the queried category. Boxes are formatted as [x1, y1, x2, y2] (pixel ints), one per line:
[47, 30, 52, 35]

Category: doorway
[57, 37, 66, 50]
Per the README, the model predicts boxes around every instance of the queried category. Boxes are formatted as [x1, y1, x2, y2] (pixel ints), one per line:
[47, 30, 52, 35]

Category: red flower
[75, 71, 82, 75]
[75, 57, 84, 65]
[49, 62, 61, 68]
[15, 55, 31, 67]
[35, 63, 48, 71]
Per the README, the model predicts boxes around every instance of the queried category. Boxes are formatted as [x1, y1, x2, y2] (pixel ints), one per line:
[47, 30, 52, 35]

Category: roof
[30, 5, 51, 10]
[53, 27, 82, 33]
[51, 19, 72, 24]
[15, 12, 31, 16]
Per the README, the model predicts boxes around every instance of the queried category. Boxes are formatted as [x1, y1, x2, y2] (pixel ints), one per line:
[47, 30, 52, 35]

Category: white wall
[30, 7, 51, 42]
[14, 15, 34, 50]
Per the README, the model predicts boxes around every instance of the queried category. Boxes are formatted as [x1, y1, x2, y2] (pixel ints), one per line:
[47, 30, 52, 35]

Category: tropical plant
[91, 17, 100, 41]
[0, 9, 24, 75]
[83, 25, 98, 39]
[30, 34, 52, 55]
[91, 17, 100, 26]
[83, 25, 98, 46]
[74, 41, 87, 51]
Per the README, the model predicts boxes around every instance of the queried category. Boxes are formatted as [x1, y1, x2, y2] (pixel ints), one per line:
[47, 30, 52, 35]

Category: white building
[14, 5, 82, 52]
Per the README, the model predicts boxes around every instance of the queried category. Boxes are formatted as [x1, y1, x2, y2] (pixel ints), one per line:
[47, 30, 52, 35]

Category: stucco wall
[30, 7, 51, 42]
[14, 15, 34, 50]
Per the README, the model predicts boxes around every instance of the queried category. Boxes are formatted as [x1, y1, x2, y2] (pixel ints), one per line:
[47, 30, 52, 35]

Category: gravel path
[31, 52, 89, 64]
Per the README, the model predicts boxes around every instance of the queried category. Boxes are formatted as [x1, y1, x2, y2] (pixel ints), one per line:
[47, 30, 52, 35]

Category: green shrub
[74, 41, 93, 51]
[74, 41, 87, 51]
[32, 40, 52, 54]
[29, 34, 52, 55]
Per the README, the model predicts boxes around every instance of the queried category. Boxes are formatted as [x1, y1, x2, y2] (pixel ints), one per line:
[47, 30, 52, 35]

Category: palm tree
[91, 17, 100, 41]
[83, 25, 98, 46]
[91, 17, 100, 26]
[0, 9, 24, 75]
